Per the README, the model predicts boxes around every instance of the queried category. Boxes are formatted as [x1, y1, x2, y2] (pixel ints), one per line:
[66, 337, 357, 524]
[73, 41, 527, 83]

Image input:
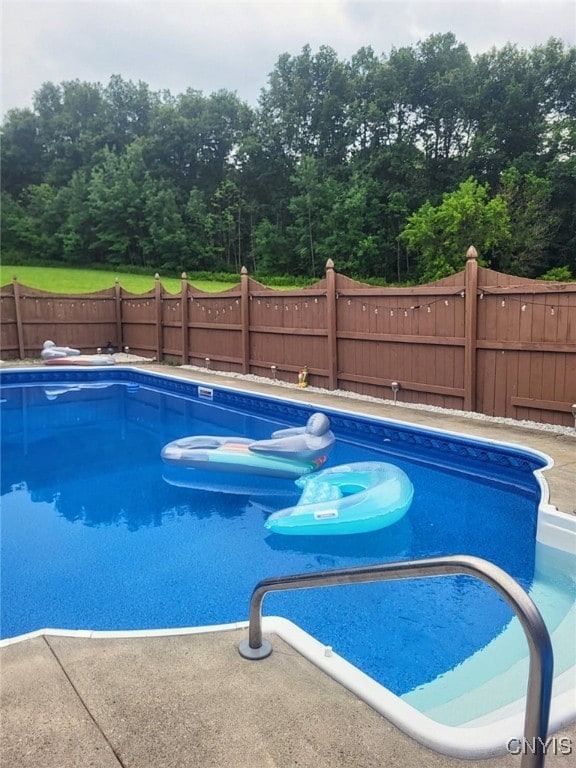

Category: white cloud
[1, 1, 574, 118]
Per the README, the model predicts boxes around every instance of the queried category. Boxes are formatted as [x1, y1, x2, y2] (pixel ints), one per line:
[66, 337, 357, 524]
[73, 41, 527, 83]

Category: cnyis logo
[506, 737, 573, 756]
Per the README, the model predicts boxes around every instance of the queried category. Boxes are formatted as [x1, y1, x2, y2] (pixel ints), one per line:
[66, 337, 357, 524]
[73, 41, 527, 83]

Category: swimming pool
[1, 367, 574, 757]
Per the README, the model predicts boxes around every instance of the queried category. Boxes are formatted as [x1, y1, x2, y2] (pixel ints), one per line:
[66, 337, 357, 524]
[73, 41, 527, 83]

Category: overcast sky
[2, 0, 575, 119]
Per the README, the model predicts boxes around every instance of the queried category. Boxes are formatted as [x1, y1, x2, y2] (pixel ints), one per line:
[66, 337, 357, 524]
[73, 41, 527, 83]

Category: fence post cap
[154, 273, 160, 280]
[326, 258, 335, 270]
[466, 246, 478, 261]
[241, 266, 248, 275]
[181, 272, 187, 280]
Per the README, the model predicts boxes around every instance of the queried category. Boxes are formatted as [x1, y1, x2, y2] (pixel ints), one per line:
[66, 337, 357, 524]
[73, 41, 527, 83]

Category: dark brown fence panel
[475, 268, 576, 423]
[185, 288, 243, 370]
[1, 285, 118, 357]
[246, 282, 328, 383]
[250, 328, 329, 383]
[477, 348, 574, 425]
[334, 273, 467, 408]
[0, 283, 19, 359]
[2, 254, 575, 427]
[120, 289, 157, 357]
[187, 327, 244, 371]
[160, 290, 185, 361]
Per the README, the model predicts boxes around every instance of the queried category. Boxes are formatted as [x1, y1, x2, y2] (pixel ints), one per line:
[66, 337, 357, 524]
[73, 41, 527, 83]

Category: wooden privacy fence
[2, 248, 575, 427]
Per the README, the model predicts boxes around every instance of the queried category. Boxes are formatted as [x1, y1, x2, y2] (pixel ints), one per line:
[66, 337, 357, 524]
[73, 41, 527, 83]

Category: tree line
[2, 33, 575, 283]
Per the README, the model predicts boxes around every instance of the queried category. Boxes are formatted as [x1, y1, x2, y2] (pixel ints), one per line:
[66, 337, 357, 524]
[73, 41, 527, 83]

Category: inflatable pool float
[161, 412, 335, 480]
[41, 340, 81, 360]
[43, 355, 116, 366]
[264, 461, 414, 536]
[40, 340, 116, 366]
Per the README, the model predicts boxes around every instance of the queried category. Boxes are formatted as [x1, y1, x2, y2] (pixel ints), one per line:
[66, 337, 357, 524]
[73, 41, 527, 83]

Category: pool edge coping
[2, 615, 575, 759]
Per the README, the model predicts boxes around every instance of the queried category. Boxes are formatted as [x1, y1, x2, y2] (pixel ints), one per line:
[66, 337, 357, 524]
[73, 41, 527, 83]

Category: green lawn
[0, 266, 238, 294]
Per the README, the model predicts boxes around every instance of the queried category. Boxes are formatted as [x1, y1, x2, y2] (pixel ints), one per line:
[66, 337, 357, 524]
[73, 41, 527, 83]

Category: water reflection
[5, 474, 263, 532]
[2, 421, 275, 530]
[264, 514, 413, 561]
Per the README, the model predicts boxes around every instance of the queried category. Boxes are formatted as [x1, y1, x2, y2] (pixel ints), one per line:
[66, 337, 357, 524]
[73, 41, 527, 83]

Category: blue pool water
[0, 369, 554, 699]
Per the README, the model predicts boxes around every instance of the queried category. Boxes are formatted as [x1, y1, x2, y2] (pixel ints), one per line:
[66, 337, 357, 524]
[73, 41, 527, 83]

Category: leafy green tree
[102, 75, 158, 151]
[86, 142, 152, 265]
[0, 183, 64, 261]
[348, 46, 387, 154]
[468, 42, 569, 182]
[251, 218, 294, 275]
[382, 190, 412, 282]
[33, 80, 109, 186]
[495, 166, 559, 276]
[143, 184, 190, 272]
[233, 119, 295, 250]
[543, 115, 576, 273]
[317, 172, 383, 276]
[145, 93, 204, 195]
[410, 34, 476, 196]
[399, 177, 510, 281]
[0, 108, 46, 194]
[385, 45, 420, 146]
[146, 89, 252, 200]
[288, 155, 342, 275]
[412, 33, 475, 162]
[259, 45, 352, 166]
[0, 192, 29, 259]
[58, 170, 93, 263]
[539, 266, 574, 281]
[183, 189, 212, 270]
[208, 179, 250, 271]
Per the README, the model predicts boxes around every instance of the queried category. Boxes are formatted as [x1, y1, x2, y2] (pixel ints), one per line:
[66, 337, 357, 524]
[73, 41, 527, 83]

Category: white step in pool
[401, 543, 575, 726]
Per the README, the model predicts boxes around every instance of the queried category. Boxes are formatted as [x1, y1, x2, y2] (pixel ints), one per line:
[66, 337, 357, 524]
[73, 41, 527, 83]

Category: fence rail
[2, 248, 575, 427]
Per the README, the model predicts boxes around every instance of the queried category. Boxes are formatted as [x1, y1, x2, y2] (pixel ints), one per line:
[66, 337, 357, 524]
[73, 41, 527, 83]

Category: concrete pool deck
[1, 361, 575, 767]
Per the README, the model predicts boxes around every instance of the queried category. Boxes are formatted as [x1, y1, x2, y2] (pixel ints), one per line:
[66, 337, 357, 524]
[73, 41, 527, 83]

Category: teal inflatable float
[264, 461, 414, 536]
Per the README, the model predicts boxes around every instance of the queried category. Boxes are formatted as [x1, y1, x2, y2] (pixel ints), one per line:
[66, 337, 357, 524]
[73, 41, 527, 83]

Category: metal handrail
[238, 554, 554, 768]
